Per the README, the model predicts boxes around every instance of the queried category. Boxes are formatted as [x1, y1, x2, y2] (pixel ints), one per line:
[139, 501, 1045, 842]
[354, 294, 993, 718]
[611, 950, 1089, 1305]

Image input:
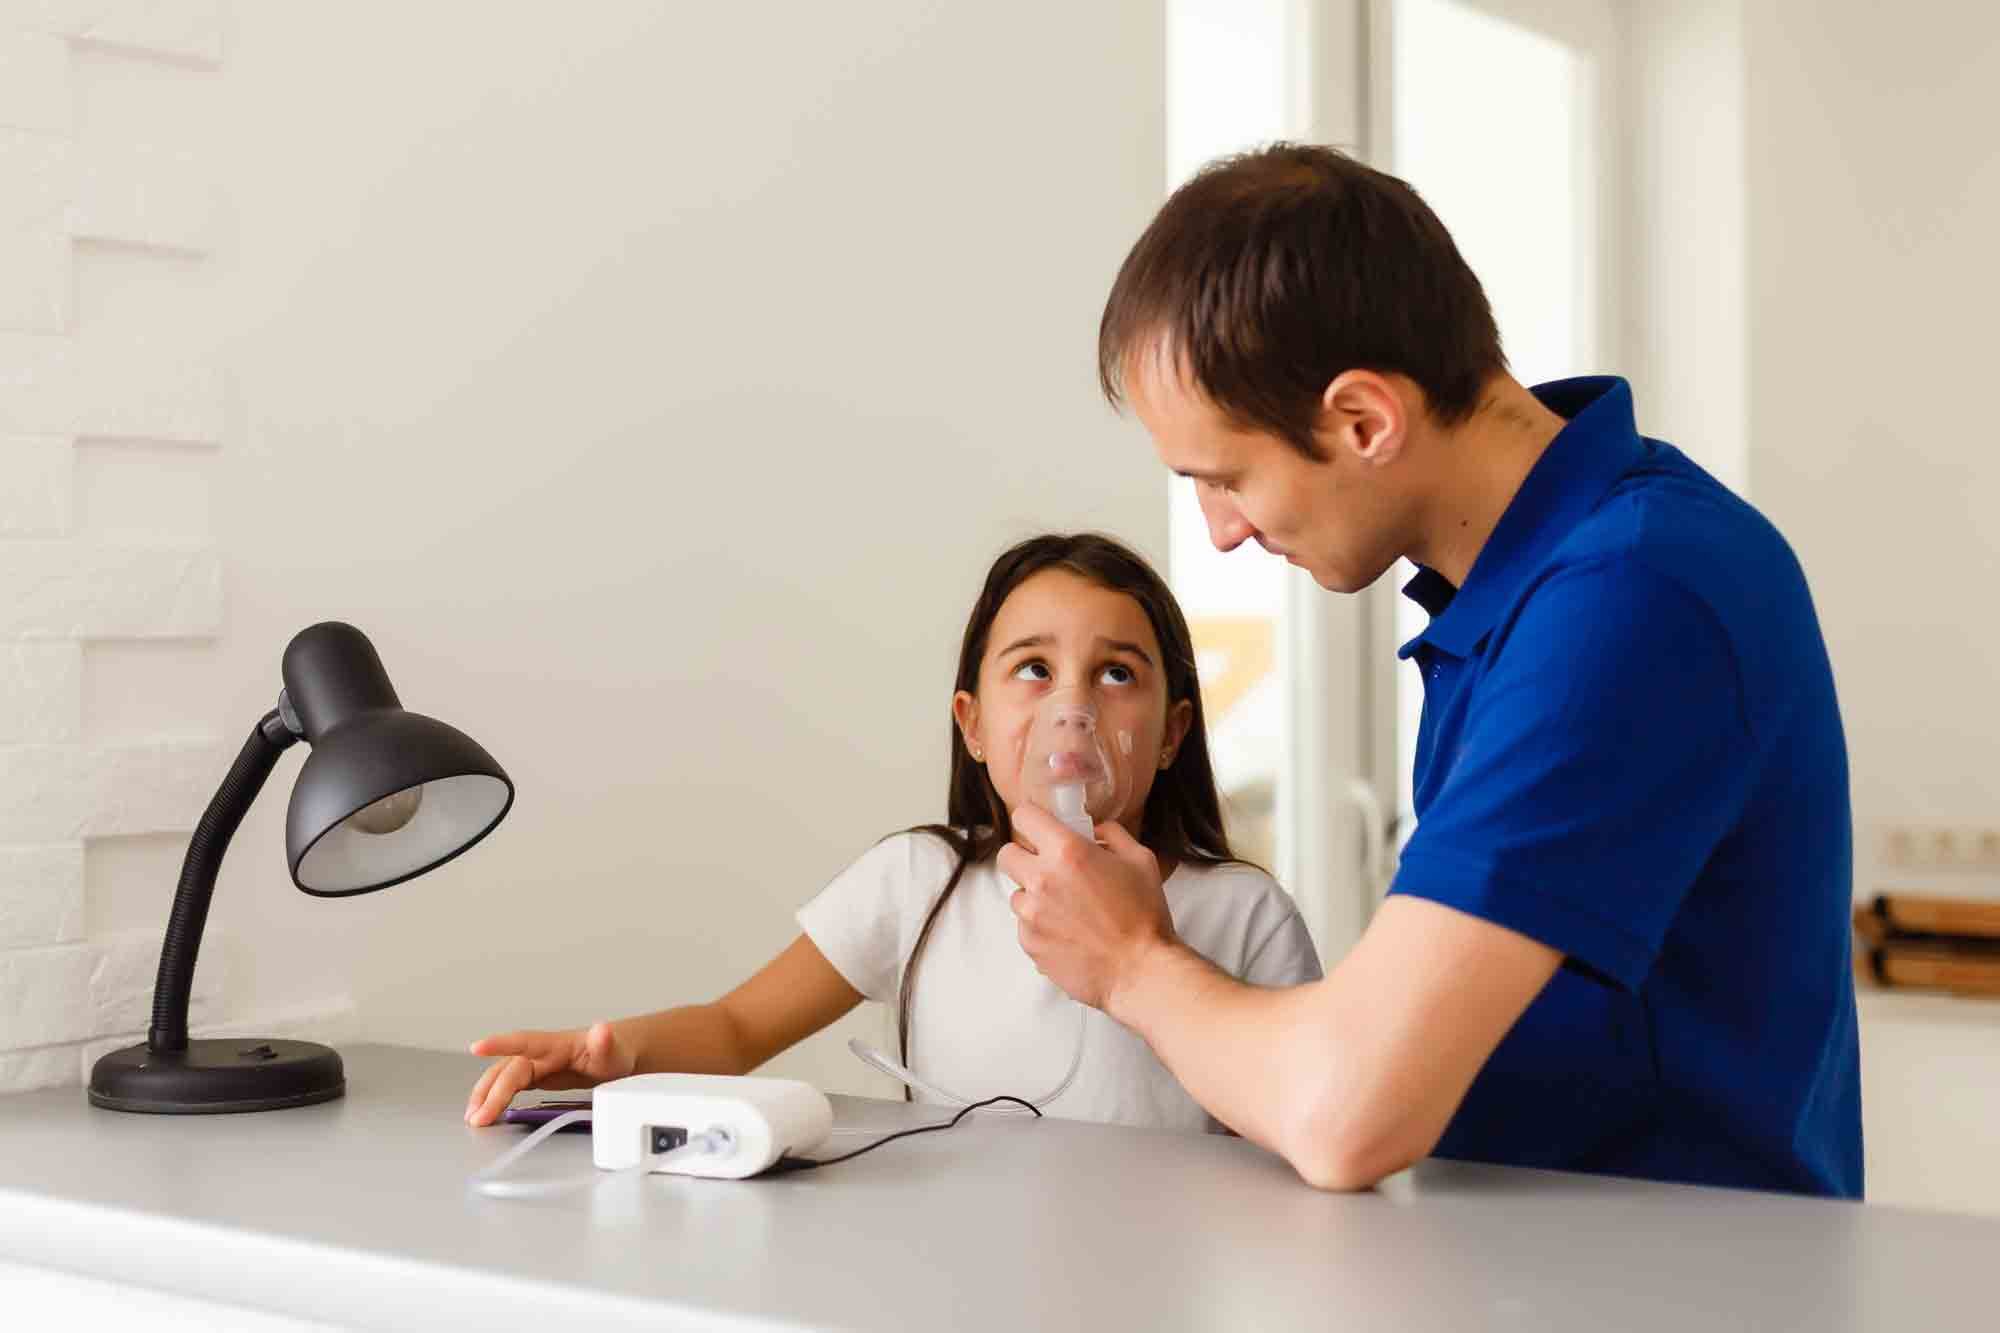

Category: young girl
[464, 533, 1320, 1134]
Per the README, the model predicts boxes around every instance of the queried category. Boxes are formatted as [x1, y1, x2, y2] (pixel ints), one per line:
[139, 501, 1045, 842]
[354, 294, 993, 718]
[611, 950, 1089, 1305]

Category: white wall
[1, 0, 1167, 1097]
[1622, 0, 1747, 494]
[1858, 990, 2000, 1218]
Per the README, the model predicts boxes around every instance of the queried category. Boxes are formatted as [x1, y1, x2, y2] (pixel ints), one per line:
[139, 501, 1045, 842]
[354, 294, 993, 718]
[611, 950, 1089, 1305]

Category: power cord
[765, 1095, 1041, 1174]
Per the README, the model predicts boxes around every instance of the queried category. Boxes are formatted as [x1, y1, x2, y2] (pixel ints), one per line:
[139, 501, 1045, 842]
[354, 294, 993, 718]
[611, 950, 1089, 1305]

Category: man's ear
[1318, 370, 1408, 468]
[952, 690, 984, 762]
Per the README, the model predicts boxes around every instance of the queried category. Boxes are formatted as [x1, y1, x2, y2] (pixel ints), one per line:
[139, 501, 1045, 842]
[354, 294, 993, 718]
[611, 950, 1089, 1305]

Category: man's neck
[1406, 376, 1568, 588]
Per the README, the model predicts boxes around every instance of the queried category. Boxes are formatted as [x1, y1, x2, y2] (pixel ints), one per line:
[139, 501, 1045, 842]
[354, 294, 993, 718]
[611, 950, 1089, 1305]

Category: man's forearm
[1109, 898, 1564, 1189]
[1108, 939, 1333, 1168]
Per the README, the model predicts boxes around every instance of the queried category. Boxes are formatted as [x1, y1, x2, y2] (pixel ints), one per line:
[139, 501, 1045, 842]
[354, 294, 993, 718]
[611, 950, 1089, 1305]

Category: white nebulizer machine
[591, 1074, 833, 1179]
[472, 1072, 1038, 1199]
[473, 1074, 833, 1198]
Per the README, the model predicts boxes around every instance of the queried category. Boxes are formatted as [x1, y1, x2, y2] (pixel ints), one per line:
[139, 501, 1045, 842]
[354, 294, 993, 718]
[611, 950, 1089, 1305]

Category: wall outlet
[1877, 825, 2000, 871]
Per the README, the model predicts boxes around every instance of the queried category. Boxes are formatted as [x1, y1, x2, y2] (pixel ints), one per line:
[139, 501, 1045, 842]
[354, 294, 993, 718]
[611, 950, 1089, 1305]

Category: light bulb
[346, 784, 424, 835]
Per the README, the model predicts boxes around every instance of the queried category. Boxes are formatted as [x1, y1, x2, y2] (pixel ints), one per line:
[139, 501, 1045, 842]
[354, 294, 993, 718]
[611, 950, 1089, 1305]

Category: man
[999, 144, 1861, 1197]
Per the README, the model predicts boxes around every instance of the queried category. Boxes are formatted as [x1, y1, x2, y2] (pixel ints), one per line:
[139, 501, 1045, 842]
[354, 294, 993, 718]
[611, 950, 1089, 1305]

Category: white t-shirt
[797, 829, 1322, 1134]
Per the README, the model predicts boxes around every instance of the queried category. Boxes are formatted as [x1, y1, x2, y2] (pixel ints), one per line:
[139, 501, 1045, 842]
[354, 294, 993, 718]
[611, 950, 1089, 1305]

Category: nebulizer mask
[847, 688, 1137, 1111]
[1013, 690, 1134, 843]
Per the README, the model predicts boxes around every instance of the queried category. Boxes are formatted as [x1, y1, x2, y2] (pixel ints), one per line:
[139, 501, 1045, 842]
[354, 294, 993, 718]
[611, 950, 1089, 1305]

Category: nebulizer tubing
[849, 689, 1130, 1111]
[848, 1004, 1088, 1111]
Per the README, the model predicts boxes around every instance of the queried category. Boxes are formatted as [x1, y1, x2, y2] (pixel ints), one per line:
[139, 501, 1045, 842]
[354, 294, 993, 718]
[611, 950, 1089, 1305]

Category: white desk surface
[0, 1043, 1991, 1330]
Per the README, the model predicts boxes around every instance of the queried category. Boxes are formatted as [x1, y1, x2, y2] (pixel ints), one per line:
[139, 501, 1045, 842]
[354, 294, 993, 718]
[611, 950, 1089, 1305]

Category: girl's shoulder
[1164, 856, 1290, 906]
[1164, 858, 1315, 969]
[802, 828, 983, 958]
[836, 827, 976, 895]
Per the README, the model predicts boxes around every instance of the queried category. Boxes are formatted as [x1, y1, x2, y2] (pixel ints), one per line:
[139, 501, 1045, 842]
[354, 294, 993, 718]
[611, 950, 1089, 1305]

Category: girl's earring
[970, 745, 984, 762]
[1160, 754, 1173, 770]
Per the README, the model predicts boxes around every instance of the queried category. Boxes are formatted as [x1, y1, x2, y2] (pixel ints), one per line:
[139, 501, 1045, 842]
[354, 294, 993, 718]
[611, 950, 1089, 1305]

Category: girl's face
[953, 568, 1194, 838]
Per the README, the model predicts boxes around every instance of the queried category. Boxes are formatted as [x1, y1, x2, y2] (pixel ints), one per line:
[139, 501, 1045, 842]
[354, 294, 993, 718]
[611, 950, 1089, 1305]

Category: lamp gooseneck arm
[148, 709, 300, 1053]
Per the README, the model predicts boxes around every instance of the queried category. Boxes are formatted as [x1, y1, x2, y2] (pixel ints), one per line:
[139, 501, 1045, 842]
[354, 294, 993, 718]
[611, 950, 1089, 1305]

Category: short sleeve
[1391, 560, 1755, 991]
[796, 832, 951, 1004]
[1240, 903, 1323, 988]
[1174, 863, 1325, 988]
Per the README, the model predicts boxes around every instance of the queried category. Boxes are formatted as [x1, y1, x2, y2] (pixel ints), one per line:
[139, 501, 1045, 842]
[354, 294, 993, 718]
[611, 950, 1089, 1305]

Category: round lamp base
[88, 1038, 345, 1114]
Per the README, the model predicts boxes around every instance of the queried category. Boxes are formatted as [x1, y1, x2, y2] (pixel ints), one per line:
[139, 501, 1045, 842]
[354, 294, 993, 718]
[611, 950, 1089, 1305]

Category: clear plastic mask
[1013, 689, 1133, 839]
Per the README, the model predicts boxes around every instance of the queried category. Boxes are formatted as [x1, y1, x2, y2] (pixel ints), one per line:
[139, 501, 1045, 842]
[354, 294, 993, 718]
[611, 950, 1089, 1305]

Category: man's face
[1127, 356, 1408, 593]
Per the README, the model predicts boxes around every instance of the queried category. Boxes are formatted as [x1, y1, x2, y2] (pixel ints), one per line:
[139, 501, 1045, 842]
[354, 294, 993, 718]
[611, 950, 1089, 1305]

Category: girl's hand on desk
[463, 1021, 635, 1126]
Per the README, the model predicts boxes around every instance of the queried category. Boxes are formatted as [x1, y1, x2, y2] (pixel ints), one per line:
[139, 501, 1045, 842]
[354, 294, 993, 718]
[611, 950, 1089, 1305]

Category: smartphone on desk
[500, 1097, 593, 1132]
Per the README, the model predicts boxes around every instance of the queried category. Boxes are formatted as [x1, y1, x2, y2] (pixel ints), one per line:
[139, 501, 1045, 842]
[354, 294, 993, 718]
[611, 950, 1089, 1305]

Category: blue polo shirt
[1390, 376, 1861, 1198]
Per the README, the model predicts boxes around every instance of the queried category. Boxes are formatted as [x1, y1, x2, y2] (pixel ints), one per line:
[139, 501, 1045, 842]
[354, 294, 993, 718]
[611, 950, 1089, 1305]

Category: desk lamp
[88, 622, 514, 1113]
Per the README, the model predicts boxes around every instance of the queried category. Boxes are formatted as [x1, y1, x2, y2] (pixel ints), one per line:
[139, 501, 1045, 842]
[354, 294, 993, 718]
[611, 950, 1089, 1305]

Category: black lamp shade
[278, 622, 513, 896]
[286, 711, 513, 895]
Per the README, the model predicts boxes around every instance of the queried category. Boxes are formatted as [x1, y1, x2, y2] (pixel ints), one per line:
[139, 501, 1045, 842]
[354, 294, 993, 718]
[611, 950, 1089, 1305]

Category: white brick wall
[0, 843, 83, 948]
[0, 435, 74, 534]
[0, 3, 348, 1094]
[0, 29, 71, 136]
[0, 642, 80, 741]
[23, 1, 226, 68]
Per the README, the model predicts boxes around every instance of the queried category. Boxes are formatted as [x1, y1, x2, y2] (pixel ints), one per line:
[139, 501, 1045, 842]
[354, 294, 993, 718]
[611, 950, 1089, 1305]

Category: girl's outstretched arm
[617, 934, 864, 1076]
[464, 935, 862, 1124]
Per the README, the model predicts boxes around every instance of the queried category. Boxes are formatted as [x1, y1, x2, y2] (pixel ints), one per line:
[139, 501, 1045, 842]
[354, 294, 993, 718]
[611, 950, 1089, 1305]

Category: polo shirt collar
[1398, 376, 1646, 660]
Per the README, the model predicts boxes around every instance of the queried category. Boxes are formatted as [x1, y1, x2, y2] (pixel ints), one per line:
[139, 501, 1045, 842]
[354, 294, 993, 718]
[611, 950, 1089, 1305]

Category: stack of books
[1854, 894, 2000, 997]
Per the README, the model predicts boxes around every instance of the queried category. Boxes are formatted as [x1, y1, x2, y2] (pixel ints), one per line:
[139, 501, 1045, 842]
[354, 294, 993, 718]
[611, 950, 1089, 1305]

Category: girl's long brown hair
[895, 533, 1242, 1080]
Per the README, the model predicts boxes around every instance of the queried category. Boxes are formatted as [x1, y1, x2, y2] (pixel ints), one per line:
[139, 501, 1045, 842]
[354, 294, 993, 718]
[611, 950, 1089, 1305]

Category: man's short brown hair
[1098, 143, 1506, 456]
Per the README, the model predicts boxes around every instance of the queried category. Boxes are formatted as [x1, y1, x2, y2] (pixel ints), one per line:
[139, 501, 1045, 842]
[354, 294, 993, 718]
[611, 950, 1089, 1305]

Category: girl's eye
[1012, 661, 1052, 683]
[1100, 664, 1136, 686]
